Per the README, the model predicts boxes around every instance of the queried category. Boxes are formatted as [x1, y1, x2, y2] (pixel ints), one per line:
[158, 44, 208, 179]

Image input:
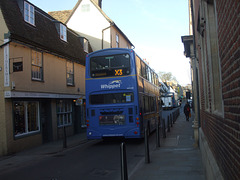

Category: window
[144, 96, 156, 113]
[141, 61, 147, 79]
[13, 62, 23, 72]
[81, 4, 90, 12]
[136, 55, 142, 75]
[84, 38, 89, 53]
[205, 1, 223, 114]
[57, 100, 72, 127]
[90, 53, 130, 77]
[66, 61, 74, 85]
[13, 101, 40, 137]
[116, 34, 119, 48]
[148, 68, 152, 83]
[90, 92, 134, 104]
[60, 24, 67, 42]
[31, 50, 43, 81]
[10, 57, 23, 72]
[24, 1, 35, 25]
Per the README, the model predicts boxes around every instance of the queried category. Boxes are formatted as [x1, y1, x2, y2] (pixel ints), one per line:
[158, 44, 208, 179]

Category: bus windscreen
[90, 53, 130, 77]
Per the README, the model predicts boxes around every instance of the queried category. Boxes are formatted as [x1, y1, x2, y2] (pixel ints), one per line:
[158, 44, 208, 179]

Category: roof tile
[0, 0, 92, 65]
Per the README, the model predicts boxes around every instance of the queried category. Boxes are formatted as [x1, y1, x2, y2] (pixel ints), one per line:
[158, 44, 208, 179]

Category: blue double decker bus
[85, 48, 161, 139]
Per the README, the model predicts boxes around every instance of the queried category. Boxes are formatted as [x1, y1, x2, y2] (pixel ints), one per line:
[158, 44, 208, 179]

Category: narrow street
[0, 109, 178, 180]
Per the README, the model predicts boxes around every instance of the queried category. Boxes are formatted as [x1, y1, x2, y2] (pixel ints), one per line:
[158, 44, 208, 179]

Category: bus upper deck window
[90, 53, 130, 77]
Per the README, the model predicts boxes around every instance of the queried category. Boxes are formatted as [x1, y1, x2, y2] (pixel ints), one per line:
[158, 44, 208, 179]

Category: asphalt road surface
[0, 108, 180, 180]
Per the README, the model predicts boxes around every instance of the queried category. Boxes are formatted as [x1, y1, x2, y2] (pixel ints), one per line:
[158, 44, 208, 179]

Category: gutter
[102, 22, 135, 49]
[0, 40, 11, 48]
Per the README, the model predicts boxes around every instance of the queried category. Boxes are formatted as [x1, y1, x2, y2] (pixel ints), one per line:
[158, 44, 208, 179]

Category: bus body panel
[85, 48, 161, 139]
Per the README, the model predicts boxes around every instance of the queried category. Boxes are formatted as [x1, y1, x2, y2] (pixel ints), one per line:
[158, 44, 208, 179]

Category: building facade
[0, 0, 92, 155]
[49, 0, 134, 51]
[182, 0, 240, 179]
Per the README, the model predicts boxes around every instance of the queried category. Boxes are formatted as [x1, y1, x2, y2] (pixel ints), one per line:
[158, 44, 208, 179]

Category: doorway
[40, 100, 52, 143]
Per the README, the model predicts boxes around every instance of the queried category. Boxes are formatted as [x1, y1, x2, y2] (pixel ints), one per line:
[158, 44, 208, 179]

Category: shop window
[13, 101, 40, 137]
[57, 100, 72, 127]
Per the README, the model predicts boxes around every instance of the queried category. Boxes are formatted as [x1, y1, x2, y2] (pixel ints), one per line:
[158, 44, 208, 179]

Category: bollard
[162, 118, 166, 138]
[63, 126, 67, 148]
[120, 142, 128, 180]
[144, 127, 150, 163]
[173, 112, 175, 124]
[167, 116, 170, 132]
[170, 114, 173, 127]
[156, 120, 160, 148]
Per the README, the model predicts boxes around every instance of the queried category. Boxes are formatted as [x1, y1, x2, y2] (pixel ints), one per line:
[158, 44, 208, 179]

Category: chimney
[93, 0, 102, 8]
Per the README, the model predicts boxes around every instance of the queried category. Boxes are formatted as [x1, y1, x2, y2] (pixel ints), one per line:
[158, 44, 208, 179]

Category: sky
[29, 0, 191, 85]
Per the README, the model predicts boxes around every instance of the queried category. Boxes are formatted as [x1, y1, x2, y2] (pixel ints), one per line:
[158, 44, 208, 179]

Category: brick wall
[197, 0, 240, 179]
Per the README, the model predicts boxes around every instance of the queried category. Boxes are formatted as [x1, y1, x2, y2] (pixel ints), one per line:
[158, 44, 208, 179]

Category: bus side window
[146, 67, 149, 81]
[136, 56, 141, 75]
[141, 61, 147, 79]
[148, 68, 152, 83]
[154, 73, 157, 85]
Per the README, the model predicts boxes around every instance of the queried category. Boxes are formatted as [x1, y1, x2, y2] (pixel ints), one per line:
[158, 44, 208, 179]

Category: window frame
[204, 1, 223, 115]
[81, 4, 90, 12]
[116, 33, 119, 48]
[141, 61, 147, 79]
[66, 61, 74, 86]
[13, 101, 40, 137]
[90, 92, 134, 105]
[56, 100, 73, 127]
[84, 38, 89, 53]
[24, 1, 35, 26]
[90, 53, 131, 78]
[60, 24, 67, 42]
[31, 50, 43, 81]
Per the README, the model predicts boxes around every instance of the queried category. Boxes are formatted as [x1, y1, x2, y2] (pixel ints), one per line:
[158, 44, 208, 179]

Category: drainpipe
[190, 0, 196, 58]
[190, 0, 201, 147]
[102, 23, 114, 49]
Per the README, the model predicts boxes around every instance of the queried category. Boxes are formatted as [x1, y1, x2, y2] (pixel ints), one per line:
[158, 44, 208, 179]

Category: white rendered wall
[67, 0, 111, 51]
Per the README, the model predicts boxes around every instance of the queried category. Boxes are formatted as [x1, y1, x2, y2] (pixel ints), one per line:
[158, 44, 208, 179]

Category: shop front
[5, 91, 86, 154]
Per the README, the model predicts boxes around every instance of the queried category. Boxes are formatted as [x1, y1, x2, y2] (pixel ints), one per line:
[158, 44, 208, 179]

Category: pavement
[0, 110, 206, 180]
[129, 110, 206, 180]
[0, 130, 88, 174]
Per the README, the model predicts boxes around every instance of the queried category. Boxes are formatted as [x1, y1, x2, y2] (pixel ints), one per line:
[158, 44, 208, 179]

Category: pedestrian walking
[184, 102, 191, 121]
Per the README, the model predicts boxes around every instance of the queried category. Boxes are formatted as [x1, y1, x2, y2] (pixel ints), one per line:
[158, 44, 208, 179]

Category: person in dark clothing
[184, 102, 191, 121]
